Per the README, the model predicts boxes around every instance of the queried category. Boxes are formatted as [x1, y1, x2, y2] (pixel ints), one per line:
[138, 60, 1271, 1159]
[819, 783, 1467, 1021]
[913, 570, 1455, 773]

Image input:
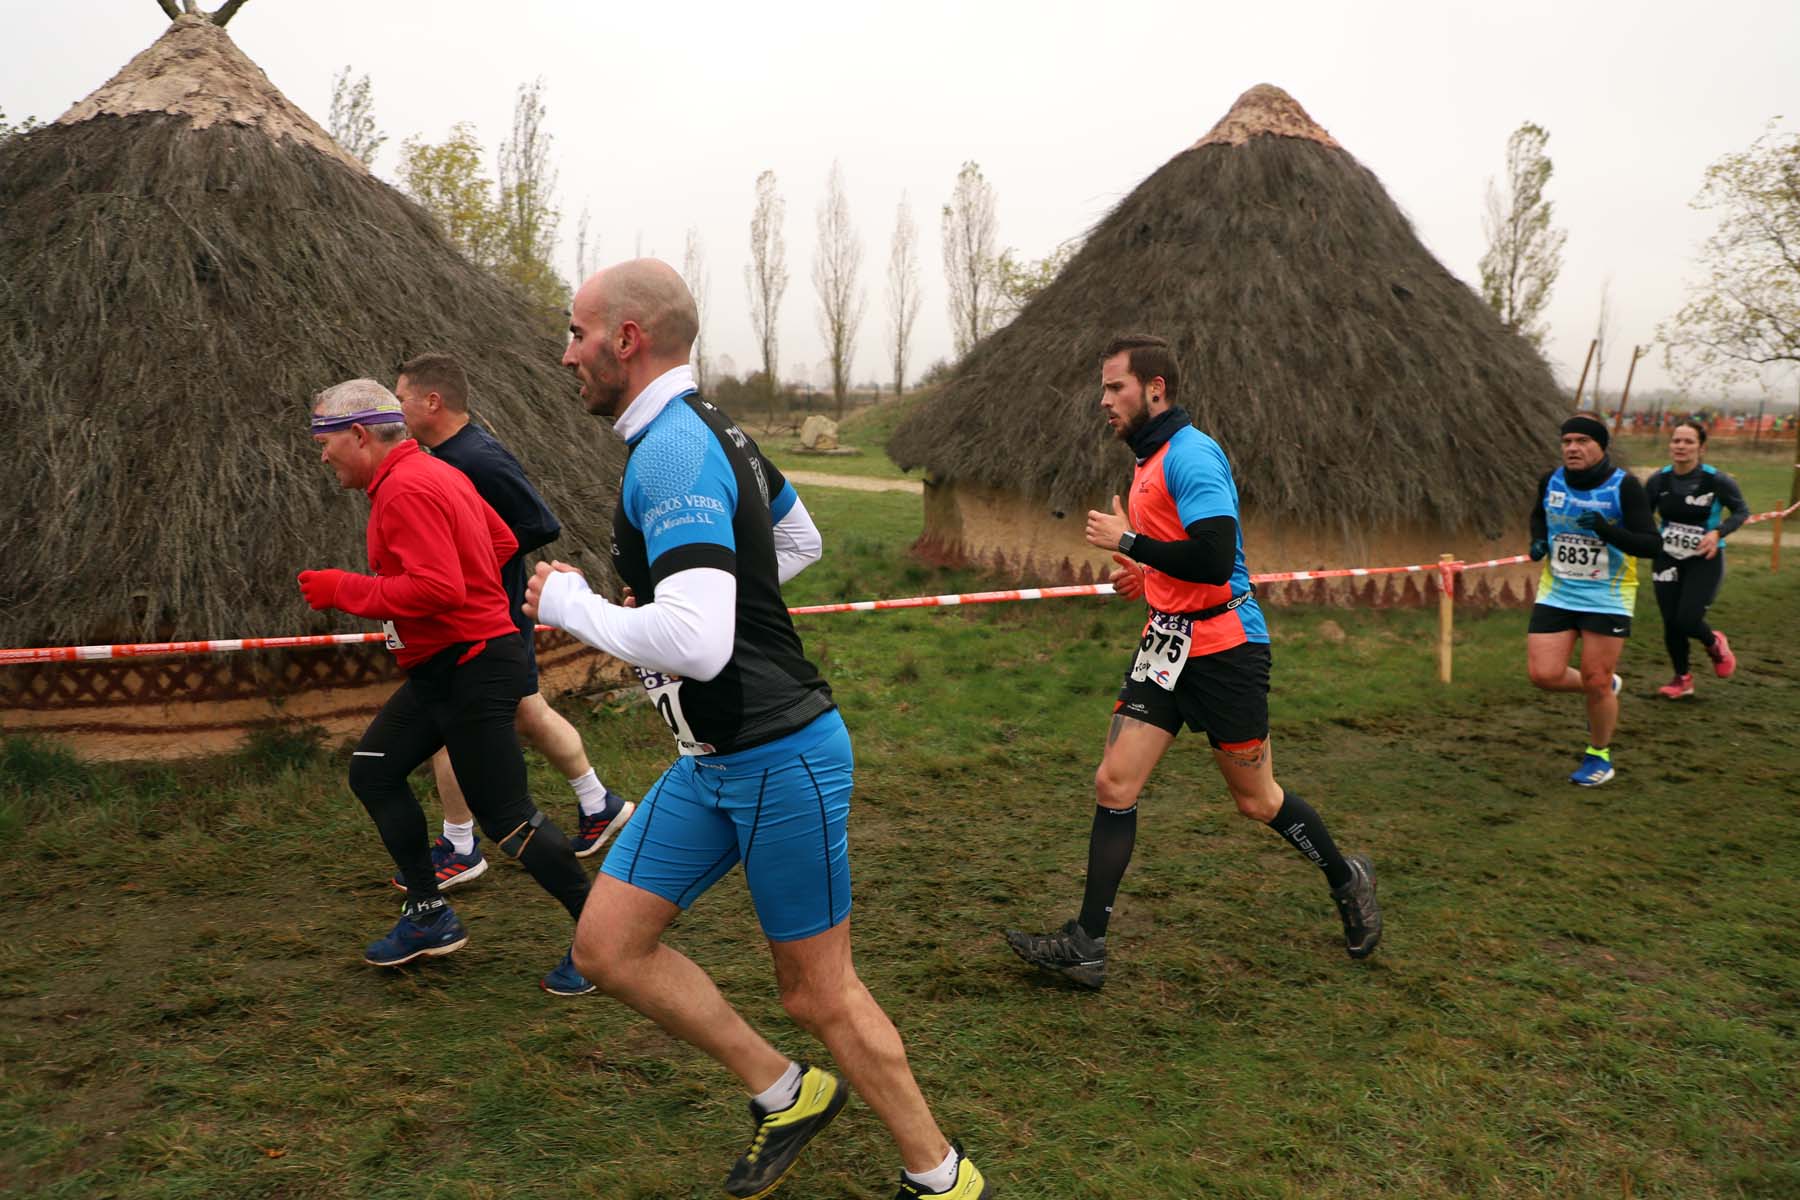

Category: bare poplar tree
[886, 194, 922, 395]
[327, 66, 386, 168]
[1478, 122, 1566, 351]
[496, 78, 564, 311]
[683, 225, 711, 393]
[745, 170, 788, 411]
[812, 161, 866, 419]
[573, 205, 600, 283]
[1590, 279, 1615, 410]
[941, 160, 999, 357]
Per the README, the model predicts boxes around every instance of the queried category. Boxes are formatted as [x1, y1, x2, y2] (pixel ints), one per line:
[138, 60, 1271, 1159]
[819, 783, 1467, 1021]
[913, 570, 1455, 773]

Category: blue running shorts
[601, 709, 852, 942]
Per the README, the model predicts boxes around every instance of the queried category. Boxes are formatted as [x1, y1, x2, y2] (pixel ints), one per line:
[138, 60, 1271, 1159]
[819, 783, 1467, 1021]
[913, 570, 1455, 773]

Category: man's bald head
[574, 258, 699, 360]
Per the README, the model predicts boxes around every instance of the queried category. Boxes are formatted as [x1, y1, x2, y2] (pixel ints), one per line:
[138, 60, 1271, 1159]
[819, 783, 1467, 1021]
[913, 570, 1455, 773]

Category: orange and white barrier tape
[2, 517, 1789, 665]
[1742, 499, 1800, 526]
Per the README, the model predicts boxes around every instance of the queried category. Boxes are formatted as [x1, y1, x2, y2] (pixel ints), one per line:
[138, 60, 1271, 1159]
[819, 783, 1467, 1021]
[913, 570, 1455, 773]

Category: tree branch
[212, 0, 250, 26]
[155, 0, 180, 19]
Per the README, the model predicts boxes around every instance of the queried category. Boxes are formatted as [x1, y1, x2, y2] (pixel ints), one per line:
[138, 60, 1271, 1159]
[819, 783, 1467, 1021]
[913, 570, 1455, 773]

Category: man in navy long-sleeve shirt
[394, 355, 634, 923]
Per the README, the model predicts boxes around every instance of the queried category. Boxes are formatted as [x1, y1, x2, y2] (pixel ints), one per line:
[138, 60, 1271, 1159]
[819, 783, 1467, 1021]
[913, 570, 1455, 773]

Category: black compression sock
[1267, 790, 1352, 891]
[1077, 804, 1137, 939]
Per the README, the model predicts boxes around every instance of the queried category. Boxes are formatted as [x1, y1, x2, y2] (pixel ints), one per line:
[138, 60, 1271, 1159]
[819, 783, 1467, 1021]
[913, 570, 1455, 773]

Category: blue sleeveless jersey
[1537, 466, 1637, 616]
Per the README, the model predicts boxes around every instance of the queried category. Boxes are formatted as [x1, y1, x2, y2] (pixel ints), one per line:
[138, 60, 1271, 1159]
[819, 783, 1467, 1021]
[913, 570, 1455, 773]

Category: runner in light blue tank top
[1525, 417, 1661, 787]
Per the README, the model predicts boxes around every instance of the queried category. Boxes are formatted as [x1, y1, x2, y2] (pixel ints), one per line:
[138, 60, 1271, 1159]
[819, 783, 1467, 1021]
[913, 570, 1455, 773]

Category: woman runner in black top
[1644, 419, 1748, 698]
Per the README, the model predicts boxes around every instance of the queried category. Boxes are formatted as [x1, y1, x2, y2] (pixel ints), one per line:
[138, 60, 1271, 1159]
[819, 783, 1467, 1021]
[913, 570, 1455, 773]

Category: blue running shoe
[389, 834, 489, 892]
[365, 898, 468, 967]
[572, 791, 636, 858]
[1570, 749, 1615, 787]
[541, 948, 596, 996]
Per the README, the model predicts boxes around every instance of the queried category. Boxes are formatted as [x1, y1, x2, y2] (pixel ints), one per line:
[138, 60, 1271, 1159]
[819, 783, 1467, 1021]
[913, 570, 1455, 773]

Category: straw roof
[889, 84, 1566, 539]
[0, 14, 622, 646]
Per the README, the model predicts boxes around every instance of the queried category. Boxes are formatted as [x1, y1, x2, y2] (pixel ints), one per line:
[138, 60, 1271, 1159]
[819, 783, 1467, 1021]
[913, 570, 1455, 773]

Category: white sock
[570, 768, 610, 816]
[902, 1144, 960, 1193]
[442, 819, 476, 856]
[751, 1061, 802, 1114]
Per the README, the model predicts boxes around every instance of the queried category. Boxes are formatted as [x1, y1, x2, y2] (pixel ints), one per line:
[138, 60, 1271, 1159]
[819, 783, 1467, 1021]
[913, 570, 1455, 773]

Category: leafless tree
[327, 66, 385, 168]
[941, 161, 1000, 358]
[683, 226, 711, 394]
[886, 193, 922, 395]
[812, 161, 866, 419]
[1590, 278, 1615, 409]
[573, 205, 600, 284]
[745, 170, 789, 410]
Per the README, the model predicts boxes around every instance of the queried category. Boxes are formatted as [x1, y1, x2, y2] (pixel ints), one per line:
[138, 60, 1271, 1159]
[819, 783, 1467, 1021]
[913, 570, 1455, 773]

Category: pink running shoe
[1708, 631, 1737, 678]
[1657, 674, 1694, 699]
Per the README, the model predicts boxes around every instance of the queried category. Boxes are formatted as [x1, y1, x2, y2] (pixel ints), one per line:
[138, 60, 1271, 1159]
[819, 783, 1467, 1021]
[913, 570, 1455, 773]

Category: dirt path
[783, 470, 923, 494]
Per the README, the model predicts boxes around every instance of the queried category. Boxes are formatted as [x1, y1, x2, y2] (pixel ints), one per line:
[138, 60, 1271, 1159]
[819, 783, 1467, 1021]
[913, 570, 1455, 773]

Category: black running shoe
[1331, 854, 1382, 960]
[1003, 918, 1107, 989]
[723, 1064, 847, 1199]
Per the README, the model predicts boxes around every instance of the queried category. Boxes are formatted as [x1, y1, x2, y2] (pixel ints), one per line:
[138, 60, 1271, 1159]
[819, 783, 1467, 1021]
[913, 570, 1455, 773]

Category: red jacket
[333, 440, 520, 669]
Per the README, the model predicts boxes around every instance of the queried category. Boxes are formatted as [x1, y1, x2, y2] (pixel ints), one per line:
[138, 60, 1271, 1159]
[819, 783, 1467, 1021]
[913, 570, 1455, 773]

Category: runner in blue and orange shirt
[1004, 334, 1381, 989]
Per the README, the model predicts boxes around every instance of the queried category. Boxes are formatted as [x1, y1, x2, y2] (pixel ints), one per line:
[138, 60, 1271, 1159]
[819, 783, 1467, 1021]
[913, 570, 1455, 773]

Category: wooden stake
[1572, 339, 1597, 410]
[1612, 346, 1645, 436]
[1437, 554, 1455, 683]
[1778, 389, 1800, 572]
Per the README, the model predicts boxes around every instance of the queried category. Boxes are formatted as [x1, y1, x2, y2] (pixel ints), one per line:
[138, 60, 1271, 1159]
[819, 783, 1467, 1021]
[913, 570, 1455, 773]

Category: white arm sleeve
[771, 493, 823, 583]
[536, 567, 736, 681]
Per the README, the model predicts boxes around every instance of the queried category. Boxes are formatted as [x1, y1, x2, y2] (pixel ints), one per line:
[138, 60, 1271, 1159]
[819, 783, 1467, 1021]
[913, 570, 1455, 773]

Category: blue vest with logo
[1537, 466, 1637, 617]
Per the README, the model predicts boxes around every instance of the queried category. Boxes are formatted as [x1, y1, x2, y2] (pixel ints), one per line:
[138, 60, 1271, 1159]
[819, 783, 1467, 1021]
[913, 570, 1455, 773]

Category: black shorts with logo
[1527, 603, 1632, 639]
[1115, 640, 1271, 748]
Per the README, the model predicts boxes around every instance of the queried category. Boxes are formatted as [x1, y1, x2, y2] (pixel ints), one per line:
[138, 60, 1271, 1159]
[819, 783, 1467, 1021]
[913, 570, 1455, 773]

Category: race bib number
[381, 620, 405, 650]
[1661, 522, 1706, 560]
[1129, 611, 1193, 691]
[1550, 533, 1607, 581]
[636, 667, 715, 756]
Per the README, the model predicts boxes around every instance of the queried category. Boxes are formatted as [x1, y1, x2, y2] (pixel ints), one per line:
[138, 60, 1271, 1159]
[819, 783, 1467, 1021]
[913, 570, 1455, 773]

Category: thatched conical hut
[889, 85, 1563, 606]
[0, 11, 625, 758]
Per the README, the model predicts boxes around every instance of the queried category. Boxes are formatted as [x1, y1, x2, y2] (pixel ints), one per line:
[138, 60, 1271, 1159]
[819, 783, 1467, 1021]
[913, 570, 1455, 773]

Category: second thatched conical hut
[889, 85, 1565, 606]
[0, 11, 626, 758]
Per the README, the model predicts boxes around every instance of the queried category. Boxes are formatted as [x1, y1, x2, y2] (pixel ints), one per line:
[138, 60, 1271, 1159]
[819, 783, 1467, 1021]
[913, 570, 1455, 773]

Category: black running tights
[1652, 553, 1723, 676]
[347, 635, 590, 918]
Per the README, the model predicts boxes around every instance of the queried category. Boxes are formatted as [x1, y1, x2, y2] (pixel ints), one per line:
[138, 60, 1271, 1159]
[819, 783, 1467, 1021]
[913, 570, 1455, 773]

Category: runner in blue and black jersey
[1645, 419, 1746, 698]
[527, 260, 987, 1200]
[1526, 415, 1661, 786]
[1003, 334, 1382, 991]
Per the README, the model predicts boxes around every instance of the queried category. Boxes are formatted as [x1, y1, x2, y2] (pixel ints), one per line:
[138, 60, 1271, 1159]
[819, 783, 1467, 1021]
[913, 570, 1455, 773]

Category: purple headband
[310, 408, 408, 435]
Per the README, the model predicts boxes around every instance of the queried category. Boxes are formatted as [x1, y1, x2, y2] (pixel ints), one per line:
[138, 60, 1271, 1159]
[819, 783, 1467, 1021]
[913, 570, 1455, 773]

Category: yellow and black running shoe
[723, 1064, 848, 1199]
[894, 1141, 989, 1198]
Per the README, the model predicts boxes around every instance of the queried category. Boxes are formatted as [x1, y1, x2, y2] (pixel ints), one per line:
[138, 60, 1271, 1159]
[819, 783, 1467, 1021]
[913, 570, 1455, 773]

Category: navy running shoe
[389, 834, 488, 892]
[572, 792, 636, 858]
[541, 948, 596, 996]
[364, 898, 468, 967]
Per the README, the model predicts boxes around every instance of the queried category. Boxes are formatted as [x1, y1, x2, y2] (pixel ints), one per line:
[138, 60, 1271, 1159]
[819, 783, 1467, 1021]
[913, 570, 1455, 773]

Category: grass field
[3, 479, 1798, 1198]
[758, 391, 925, 482]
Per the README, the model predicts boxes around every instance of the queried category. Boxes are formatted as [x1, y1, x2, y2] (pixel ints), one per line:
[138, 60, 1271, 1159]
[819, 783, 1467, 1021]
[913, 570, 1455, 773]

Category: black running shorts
[1115, 640, 1271, 748]
[1527, 603, 1631, 639]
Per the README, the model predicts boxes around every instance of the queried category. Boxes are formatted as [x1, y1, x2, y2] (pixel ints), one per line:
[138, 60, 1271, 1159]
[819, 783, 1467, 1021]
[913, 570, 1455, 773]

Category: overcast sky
[6, 0, 1798, 400]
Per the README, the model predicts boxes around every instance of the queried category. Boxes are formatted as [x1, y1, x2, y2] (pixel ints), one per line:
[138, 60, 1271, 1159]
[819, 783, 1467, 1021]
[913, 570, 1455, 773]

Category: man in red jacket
[300, 378, 595, 992]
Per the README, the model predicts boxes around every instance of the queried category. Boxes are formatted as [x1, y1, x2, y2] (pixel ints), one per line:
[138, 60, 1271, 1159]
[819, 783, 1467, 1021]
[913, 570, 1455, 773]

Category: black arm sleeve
[1529, 470, 1553, 543]
[1715, 471, 1751, 537]
[1126, 516, 1238, 586]
[1593, 475, 1663, 557]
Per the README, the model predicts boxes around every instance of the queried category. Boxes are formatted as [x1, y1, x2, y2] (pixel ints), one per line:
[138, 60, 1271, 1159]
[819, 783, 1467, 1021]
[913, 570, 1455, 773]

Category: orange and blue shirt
[1129, 423, 1268, 656]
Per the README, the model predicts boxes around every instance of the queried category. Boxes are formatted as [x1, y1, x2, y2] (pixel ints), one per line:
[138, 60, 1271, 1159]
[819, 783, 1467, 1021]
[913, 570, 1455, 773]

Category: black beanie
[1561, 414, 1610, 449]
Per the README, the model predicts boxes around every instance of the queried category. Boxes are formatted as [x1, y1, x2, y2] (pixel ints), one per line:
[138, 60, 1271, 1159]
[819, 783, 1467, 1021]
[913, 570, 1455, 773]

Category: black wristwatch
[1117, 531, 1138, 557]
